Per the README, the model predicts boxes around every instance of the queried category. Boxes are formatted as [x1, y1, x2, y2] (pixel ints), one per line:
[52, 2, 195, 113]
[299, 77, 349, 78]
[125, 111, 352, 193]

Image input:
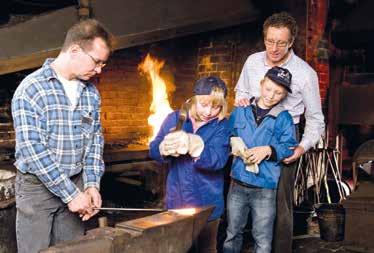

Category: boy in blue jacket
[223, 67, 297, 253]
[149, 76, 230, 253]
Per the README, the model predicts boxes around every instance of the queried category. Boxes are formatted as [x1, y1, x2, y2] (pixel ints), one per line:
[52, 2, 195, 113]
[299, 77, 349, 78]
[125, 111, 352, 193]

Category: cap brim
[267, 76, 292, 93]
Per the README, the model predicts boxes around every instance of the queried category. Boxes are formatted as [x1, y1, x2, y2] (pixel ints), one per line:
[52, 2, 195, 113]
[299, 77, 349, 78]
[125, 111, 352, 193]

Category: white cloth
[230, 137, 259, 174]
[234, 50, 325, 151]
[56, 73, 80, 108]
[159, 131, 204, 158]
[187, 134, 204, 158]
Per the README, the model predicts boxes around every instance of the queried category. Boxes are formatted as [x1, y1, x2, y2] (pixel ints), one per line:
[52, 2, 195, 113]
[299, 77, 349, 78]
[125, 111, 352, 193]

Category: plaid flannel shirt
[12, 59, 105, 203]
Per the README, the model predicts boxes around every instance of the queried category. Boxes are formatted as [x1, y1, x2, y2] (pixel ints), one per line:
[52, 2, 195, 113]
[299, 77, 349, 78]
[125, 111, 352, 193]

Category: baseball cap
[193, 76, 228, 98]
[265, 66, 292, 93]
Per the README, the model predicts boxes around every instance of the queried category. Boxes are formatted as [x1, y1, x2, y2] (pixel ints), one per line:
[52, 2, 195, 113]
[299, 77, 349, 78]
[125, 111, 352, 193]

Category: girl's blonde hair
[188, 86, 227, 121]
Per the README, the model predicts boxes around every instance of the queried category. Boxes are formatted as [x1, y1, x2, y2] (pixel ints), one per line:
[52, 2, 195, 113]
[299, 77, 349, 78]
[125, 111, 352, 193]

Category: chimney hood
[0, 0, 259, 75]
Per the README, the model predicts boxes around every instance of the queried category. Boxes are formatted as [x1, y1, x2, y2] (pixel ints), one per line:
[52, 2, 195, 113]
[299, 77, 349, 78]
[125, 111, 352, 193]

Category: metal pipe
[94, 207, 165, 212]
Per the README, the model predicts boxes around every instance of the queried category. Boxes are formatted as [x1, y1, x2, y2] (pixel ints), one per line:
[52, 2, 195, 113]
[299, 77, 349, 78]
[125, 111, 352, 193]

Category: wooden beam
[0, 0, 259, 75]
[0, 50, 59, 75]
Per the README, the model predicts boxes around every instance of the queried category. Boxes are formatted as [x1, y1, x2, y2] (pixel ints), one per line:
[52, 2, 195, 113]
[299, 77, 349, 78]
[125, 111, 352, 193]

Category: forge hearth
[100, 144, 167, 218]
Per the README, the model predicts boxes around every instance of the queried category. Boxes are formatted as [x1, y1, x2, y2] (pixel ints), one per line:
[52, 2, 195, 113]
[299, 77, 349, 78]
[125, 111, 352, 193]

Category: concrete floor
[217, 218, 361, 253]
[237, 235, 358, 253]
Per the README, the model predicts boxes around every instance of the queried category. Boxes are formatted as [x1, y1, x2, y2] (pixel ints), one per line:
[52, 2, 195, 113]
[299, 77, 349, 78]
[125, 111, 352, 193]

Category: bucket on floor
[315, 203, 345, 242]
[293, 205, 314, 236]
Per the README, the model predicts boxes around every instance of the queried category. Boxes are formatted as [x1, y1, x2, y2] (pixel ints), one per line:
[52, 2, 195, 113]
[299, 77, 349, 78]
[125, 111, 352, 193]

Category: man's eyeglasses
[81, 49, 107, 68]
[264, 39, 289, 48]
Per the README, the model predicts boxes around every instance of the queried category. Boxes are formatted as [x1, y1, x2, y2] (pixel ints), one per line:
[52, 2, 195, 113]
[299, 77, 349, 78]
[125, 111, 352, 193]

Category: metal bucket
[0, 169, 17, 253]
[293, 206, 315, 236]
[315, 203, 345, 242]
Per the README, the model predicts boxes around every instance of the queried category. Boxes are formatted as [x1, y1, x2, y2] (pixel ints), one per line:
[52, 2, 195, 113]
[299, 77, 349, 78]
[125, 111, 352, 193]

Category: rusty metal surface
[342, 181, 374, 250]
[41, 206, 214, 253]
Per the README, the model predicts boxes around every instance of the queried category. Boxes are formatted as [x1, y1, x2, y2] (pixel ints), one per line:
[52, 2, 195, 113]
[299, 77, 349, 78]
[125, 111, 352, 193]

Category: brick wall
[96, 49, 151, 144]
[196, 24, 263, 110]
[306, 0, 329, 105]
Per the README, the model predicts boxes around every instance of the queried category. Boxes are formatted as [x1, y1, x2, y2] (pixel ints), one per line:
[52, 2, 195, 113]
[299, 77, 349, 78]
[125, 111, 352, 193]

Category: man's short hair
[62, 19, 114, 52]
[263, 12, 298, 41]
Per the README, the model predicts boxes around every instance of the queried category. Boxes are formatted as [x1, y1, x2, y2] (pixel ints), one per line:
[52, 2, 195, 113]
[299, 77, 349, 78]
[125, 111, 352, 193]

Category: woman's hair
[188, 86, 227, 121]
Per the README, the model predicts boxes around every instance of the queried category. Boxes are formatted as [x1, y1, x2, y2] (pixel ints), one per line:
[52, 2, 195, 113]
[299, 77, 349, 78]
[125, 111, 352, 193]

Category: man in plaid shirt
[11, 19, 113, 253]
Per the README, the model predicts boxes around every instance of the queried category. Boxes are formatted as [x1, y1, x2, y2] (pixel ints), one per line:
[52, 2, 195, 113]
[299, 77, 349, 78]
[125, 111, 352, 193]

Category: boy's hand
[244, 146, 272, 164]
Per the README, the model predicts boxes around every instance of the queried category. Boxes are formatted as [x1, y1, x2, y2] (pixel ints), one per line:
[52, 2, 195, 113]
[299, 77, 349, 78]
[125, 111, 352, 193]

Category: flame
[138, 54, 173, 142]
[170, 208, 197, 216]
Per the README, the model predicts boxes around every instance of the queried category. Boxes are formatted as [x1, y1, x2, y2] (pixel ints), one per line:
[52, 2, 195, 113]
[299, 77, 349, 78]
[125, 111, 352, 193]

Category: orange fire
[138, 54, 173, 142]
[170, 208, 197, 216]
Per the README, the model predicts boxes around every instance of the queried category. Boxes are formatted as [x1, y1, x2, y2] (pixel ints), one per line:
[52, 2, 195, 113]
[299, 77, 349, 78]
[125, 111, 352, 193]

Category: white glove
[187, 134, 204, 158]
[159, 131, 189, 157]
[159, 131, 204, 158]
[230, 137, 259, 174]
[245, 162, 259, 174]
[164, 131, 189, 154]
[159, 139, 179, 157]
[230, 137, 247, 157]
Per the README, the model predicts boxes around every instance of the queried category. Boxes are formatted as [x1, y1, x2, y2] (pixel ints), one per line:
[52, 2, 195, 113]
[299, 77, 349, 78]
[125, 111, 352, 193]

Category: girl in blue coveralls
[223, 67, 298, 253]
[149, 76, 230, 253]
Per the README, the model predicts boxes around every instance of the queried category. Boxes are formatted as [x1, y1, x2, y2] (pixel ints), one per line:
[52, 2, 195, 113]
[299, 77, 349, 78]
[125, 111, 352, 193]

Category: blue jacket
[149, 111, 230, 220]
[229, 102, 297, 189]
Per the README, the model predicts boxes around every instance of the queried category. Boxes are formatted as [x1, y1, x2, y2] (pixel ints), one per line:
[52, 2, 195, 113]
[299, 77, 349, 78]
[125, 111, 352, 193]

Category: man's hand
[244, 146, 272, 164]
[234, 98, 250, 107]
[81, 187, 102, 221]
[67, 192, 92, 215]
[283, 145, 305, 164]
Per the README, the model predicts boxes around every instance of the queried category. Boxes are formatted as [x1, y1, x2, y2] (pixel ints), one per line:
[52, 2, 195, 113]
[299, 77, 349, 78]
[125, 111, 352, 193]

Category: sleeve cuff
[299, 139, 313, 152]
[59, 180, 80, 204]
[268, 146, 277, 161]
[84, 181, 101, 191]
[83, 173, 101, 191]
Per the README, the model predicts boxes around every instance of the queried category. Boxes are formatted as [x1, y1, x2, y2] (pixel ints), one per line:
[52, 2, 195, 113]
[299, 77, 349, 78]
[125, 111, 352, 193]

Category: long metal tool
[94, 207, 166, 212]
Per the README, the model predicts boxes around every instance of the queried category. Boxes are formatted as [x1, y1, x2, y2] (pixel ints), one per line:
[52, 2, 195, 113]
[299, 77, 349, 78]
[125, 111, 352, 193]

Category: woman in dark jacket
[149, 76, 230, 253]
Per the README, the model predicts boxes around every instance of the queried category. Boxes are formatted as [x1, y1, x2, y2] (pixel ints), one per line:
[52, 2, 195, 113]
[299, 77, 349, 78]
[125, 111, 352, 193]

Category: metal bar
[95, 207, 166, 212]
